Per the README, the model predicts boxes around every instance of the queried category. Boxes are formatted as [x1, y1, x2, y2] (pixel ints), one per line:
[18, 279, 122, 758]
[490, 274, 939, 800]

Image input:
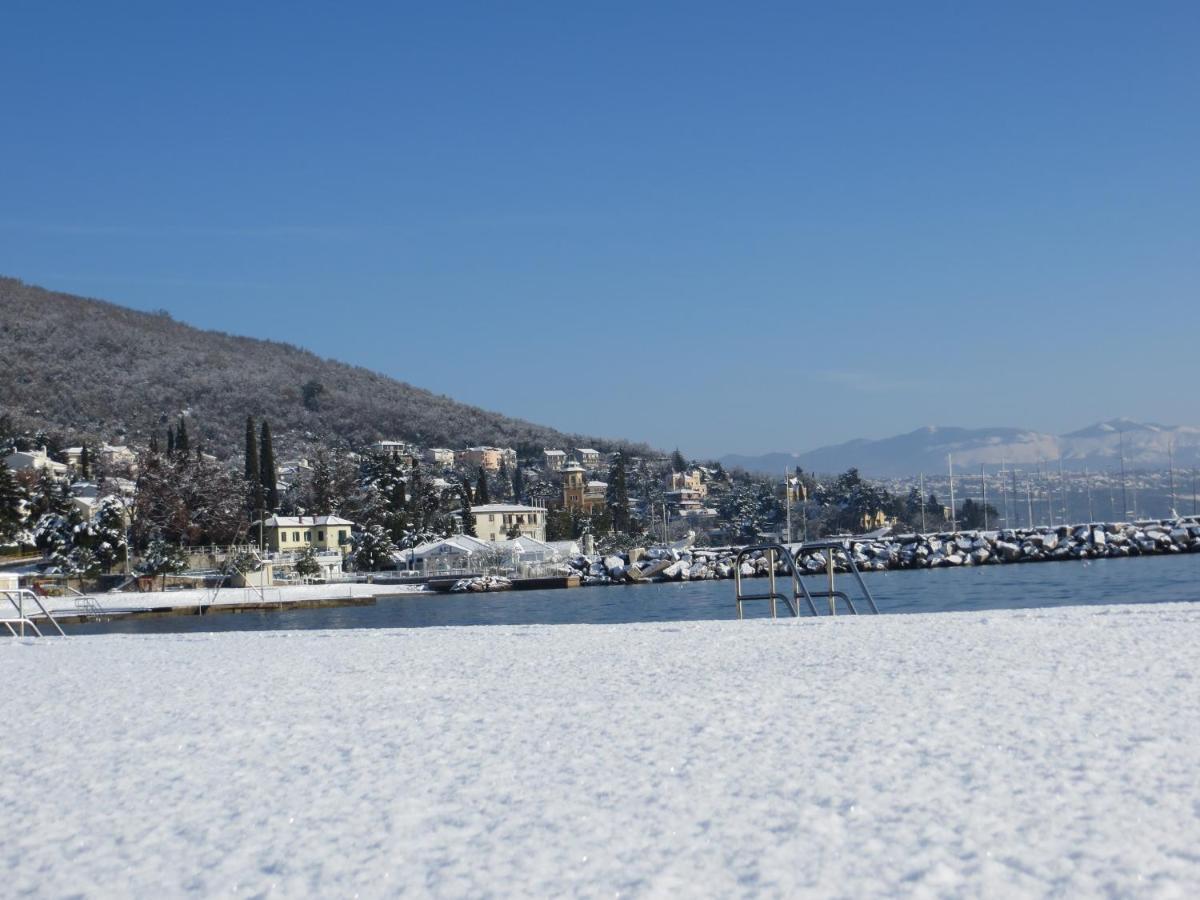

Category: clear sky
[2, 2, 1197, 458]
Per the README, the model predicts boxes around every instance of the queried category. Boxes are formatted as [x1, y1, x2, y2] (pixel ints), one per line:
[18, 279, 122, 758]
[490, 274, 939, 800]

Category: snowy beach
[5, 603, 1200, 896]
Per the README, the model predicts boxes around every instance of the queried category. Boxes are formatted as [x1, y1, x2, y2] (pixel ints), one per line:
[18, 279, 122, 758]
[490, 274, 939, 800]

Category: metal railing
[2, 589, 67, 637]
[733, 541, 880, 619]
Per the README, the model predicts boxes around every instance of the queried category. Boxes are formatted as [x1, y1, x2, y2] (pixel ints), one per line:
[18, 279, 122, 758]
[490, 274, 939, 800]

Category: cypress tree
[149, 433, 160, 455]
[244, 417, 259, 483]
[460, 479, 477, 537]
[166, 426, 175, 455]
[175, 417, 189, 455]
[259, 421, 279, 510]
[79, 444, 91, 479]
[606, 451, 631, 533]
[512, 464, 525, 504]
[475, 467, 490, 505]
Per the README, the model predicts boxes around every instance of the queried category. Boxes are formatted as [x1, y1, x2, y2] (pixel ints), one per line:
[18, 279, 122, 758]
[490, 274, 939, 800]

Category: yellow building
[471, 504, 546, 542]
[261, 515, 354, 554]
[456, 447, 515, 473]
[562, 463, 606, 514]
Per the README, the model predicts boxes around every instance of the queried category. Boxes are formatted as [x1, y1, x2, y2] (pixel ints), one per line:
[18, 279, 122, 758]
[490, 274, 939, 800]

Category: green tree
[671, 448, 687, 473]
[511, 463, 525, 504]
[137, 535, 188, 589]
[79, 444, 91, 479]
[351, 524, 396, 571]
[175, 417, 190, 456]
[301, 379, 325, 411]
[460, 478, 477, 537]
[259, 421, 279, 510]
[0, 461, 29, 543]
[293, 545, 322, 580]
[606, 451, 631, 533]
[474, 467, 490, 505]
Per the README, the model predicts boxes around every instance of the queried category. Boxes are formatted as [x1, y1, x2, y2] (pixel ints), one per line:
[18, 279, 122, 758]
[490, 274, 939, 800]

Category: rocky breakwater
[565, 518, 1200, 585]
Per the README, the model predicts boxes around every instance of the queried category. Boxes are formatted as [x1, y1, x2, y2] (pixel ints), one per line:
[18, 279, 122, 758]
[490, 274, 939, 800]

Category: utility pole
[919, 472, 927, 534]
[1058, 456, 1067, 525]
[1011, 468, 1020, 528]
[1085, 466, 1094, 523]
[999, 458, 1010, 528]
[1119, 430, 1129, 520]
[785, 469, 792, 544]
[1167, 440, 1176, 516]
[1026, 479, 1034, 528]
[981, 464, 988, 530]
[948, 454, 956, 531]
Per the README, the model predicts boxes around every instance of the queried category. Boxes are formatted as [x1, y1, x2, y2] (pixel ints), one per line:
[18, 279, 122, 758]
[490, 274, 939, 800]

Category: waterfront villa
[259, 515, 354, 555]
[471, 503, 547, 542]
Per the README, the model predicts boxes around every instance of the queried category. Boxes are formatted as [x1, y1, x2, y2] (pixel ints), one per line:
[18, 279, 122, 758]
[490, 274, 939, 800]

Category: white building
[543, 449, 567, 471]
[576, 448, 601, 467]
[3, 447, 68, 476]
[471, 504, 547, 542]
[425, 448, 455, 466]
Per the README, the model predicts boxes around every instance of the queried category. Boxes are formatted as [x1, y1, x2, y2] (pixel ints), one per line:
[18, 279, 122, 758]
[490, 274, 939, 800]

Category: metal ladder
[734, 541, 880, 619]
[2, 589, 68, 637]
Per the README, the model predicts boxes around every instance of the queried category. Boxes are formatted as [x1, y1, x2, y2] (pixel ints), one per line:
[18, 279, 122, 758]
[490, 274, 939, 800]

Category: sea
[69, 551, 1199, 636]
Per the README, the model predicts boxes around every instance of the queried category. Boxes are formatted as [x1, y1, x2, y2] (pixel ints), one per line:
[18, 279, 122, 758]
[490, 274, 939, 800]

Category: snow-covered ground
[4, 603, 1199, 896]
[24, 582, 427, 617]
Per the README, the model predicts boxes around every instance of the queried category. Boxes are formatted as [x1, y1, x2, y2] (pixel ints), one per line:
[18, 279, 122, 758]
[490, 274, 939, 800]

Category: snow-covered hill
[723, 419, 1200, 477]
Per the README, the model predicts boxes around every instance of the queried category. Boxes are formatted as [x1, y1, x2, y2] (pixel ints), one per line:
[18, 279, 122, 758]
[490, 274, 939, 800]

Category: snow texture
[26, 582, 425, 617]
[4, 603, 1199, 897]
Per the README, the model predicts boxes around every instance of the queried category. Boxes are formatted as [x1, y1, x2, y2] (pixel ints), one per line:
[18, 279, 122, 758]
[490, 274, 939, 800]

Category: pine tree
[149, 432, 160, 455]
[259, 421, 279, 510]
[475, 467, 490, 505]
[166, 426, 176, 455]
[671, 448, 687, 473]
[90, 496, 128, 572]
[0, 461, 27, 543]
[79, 444, 91, 479]
[351, 524, 396, 572]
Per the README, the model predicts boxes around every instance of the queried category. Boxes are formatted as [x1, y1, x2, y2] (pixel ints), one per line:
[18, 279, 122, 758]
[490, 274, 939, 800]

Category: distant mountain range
[0, 277, 646, 459]
[721, 420, 1200, 478]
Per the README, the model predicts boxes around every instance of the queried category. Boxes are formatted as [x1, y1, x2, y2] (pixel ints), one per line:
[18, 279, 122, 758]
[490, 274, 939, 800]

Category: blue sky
[3, 2, 1197, 458]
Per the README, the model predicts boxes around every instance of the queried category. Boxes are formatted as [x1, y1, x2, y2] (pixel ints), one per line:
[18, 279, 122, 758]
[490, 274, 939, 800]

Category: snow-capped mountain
[721, 420, 1200, 478]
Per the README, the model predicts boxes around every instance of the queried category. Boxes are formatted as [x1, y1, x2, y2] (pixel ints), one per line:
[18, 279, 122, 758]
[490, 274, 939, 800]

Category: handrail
[733, 541, 880, 619]
[1, 589, 67, 637]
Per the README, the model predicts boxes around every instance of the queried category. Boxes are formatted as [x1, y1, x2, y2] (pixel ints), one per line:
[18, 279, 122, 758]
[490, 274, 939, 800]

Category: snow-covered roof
[543, 449, 566, 456]
[261, 515, 355, 527]
[576, 448, 599, 454]
[406, 534, 493, 559]
[471, 504, 544, 514]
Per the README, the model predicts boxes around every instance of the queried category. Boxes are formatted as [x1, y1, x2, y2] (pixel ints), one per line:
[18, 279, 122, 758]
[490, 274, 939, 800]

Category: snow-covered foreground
[29, 581, 426, 617]
[4, 603, 1199, 897]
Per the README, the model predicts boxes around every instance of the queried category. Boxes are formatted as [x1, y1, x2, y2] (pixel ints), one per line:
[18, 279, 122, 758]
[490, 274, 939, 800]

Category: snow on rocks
[565, 517, 1200, 587]
[450, 575, 512, 593]
[4, 603, 1200, 895]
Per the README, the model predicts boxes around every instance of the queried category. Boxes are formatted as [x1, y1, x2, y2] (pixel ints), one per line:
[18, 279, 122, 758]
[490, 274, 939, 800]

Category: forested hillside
[1, 277, 641, 458]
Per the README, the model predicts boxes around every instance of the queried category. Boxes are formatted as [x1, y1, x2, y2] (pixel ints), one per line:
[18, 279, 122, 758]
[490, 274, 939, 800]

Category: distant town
[2, 413, 1197, 592]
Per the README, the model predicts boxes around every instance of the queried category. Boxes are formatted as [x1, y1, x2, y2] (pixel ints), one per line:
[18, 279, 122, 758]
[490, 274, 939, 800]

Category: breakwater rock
[451, 575, 513, 593]
[566, 518, 1200, 586]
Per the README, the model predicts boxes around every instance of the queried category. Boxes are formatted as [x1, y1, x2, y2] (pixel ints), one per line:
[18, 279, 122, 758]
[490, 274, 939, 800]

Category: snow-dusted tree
[0, 460, 28, 544]
[474, 467, 490, 505]
[460, 478, 477, 537]
[29, 468, 67, 519]
[606, 451, 632, 533]
[350, 524, 396, 572]
[137, 535, 188, 589]
[90, 496, 129, 572]
[259, 421, 278, 510]
[293, 545, 322, 580]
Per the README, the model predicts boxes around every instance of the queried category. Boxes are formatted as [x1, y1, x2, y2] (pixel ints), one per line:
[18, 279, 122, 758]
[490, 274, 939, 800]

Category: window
[338, 530, 347, 543]
[305, 531, 312, 541]
[293, 532, 300, 543]
[317, 531, 324, 541]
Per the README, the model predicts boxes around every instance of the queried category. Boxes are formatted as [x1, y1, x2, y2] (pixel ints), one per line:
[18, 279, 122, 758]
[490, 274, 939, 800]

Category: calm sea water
[69, 552, 1199, 636]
